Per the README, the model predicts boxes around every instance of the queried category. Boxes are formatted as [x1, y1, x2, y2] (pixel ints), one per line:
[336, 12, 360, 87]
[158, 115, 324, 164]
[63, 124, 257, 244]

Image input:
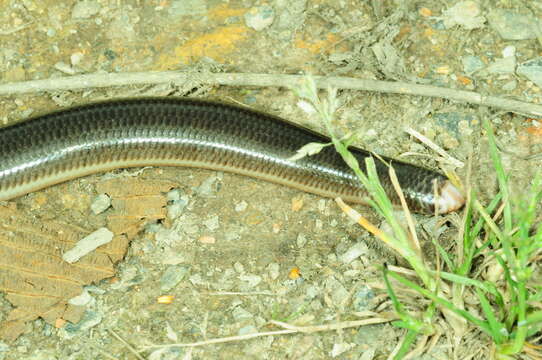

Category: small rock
[461, 55, 485, 75]
[197, 174, 221, 196]
[502, 45, 516, 58]
[110, 265, 145, 290]
[244, 5, 274, 31]
[166, 189, 182, 202]
[267, 263, 280, 280]
[438, 132, 460, 150]
[364, 128, 378, 141]
[160, 265, 190, 292]
[330, 342, 356, 357]
[155, 226, 182, 245]
[90, 193, 111, 214]
[165, 322, 178, 341]
[63, 228, 114, 263]
[238, 325, 258, 335]
[0, 342, 8, 357]
[233, 262, 245, 273]
[239, 274, 262, 288]
[70, 52, 84, 66]
[188, 274, 206, 286]
[325, 277, 349, 306]
[442, 1, 485, 30]
[167, 202, 184, 219]
[232, 306, 253, 321]
[353, 286, 375, 311]
[168, 0, 207, 16]
[72, 0, 101, 19]
[203, 215, 219, 231]
[198, 235, 216, 244]
[54, 62, 76, 75]
[339, 242, 368, 263]
[291, 196, 304, 211]
[63, 310, 103, 337]
[487, 9, 542, 40]
[68, 289, 93, 307]
[518, 57, 542, 89]
[484, 56, 516, 75]
[502, 80, 517, 91]
[235, 200, 248, 212]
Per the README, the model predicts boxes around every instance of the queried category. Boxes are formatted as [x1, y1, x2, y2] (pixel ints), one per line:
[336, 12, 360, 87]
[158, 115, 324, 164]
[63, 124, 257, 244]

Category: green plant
[292, 76, 542, 359]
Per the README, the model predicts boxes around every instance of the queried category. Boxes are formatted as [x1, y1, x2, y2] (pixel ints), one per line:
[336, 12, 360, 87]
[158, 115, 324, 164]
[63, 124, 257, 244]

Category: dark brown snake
[0, 98, 464, 214]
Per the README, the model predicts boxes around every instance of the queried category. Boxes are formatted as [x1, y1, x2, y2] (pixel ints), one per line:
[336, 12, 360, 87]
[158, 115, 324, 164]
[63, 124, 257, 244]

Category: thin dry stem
[108, 329, 146, 360]
[140, 316, 395, 351]
[404, 127, 464, 168]
[1, 72, 541, 117]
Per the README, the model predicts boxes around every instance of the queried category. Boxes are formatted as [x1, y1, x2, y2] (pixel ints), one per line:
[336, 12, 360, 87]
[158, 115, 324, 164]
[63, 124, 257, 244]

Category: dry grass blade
[140, 316, 396, 352]
[404, 127, 464, 168]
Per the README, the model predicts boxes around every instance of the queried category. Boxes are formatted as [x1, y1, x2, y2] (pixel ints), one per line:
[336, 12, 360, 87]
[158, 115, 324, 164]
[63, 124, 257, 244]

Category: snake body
[0, 98, 464, 214]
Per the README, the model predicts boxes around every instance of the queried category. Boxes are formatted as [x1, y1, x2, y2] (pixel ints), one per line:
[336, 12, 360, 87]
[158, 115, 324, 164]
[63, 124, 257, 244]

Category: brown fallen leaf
[0, 177, 176, 341]
[96, 178, 175, 238]
[0, 205, 129, 342]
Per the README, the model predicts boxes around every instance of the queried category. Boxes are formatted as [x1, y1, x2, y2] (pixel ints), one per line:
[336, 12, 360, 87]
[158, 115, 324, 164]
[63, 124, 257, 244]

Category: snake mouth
[436, 180, 465, 214]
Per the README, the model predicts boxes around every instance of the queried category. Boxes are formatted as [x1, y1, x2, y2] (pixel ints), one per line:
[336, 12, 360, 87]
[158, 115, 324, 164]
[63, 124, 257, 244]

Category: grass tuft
[292, 76, 542, 359]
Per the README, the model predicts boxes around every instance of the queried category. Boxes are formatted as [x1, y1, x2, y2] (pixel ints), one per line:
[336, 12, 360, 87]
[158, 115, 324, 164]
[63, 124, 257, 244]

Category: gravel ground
[0, 0, 541, 359]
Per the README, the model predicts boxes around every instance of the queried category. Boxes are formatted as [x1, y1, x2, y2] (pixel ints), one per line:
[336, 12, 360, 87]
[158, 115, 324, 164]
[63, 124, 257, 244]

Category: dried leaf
[288, 142, 330, 161]
[0, 205, 129, 342]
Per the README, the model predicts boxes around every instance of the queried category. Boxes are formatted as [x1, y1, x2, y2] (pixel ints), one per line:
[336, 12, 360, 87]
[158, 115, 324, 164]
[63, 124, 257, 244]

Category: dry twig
[138, 316, 395, 351]
[1, 72, 541, 117]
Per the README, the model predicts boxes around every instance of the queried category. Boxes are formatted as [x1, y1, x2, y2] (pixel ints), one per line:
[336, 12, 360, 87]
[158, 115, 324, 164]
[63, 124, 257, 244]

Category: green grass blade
[387, 270, 492, 334]
[476, 288, 506, 344]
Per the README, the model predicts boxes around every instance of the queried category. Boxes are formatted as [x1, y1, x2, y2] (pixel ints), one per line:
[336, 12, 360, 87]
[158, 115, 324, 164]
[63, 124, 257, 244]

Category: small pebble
[238, 325, 258, 335]
[330, 343, 356, 357]
[502, 80, 517, 91]
[233, 262, 245, 273]
[90, 193, 111, 214]
[63, 228, 114, 263]
[63, 311, 103, 338]
[267, 263, 280, 280]
[441, 1, 485, 30]
[203, 215, 219, 231]
[165, 322, 178, 341]
[339, 242, 368, 263]
[291, 196, 304, 211]
[484, 56, 516, 75]
[461, 55, 485, 75]
[72, 0, 101, 19]
[353, 286, 375, 311]
[518, 58, 542, 89]
[167, 202, 184, 219]
[487, 9, 541, 40]
[54, 62, 76, 75]
[68, 289, 93, 307]
[232, 306, 253, 321]
[160, 265, 190, 292]
[235, 200, 248, 212]
[239, 274, 262, 288]
[166, 189, 181, 202]
[70, 52, 84, 66]
[198, 235, 216, 244]
[244, 5, 275, 31]
[325, 277, 349, 305]
[168, 0, 207, 16]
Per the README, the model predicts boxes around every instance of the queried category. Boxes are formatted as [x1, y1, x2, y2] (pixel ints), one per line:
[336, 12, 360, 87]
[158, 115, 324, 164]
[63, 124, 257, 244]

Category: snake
[0, 98, 464, 214]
